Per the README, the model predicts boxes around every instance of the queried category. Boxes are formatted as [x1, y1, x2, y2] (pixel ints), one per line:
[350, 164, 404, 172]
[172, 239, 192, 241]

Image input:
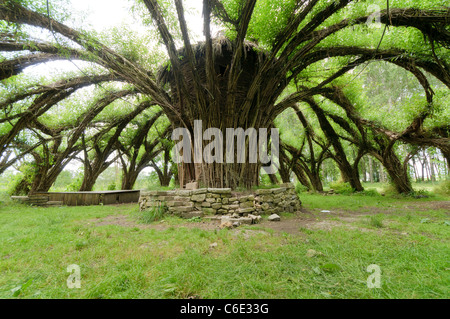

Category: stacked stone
[138, 190, 198, 219]
[254, 183, 301, 215]
[234, 194, 256, 216]
[140, 188, 237, 218]
[139, 183, 302, 219]
[197, 188, 232, 215]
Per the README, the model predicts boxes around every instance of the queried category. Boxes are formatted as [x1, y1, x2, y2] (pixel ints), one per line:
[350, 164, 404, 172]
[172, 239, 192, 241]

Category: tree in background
[1, 0, 449, 192]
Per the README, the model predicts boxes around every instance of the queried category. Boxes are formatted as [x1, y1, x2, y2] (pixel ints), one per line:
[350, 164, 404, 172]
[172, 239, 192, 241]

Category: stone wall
[139, 183, 301, 219]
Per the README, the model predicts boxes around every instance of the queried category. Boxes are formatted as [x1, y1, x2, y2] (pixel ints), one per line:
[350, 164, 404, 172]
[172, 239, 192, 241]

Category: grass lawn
[0, 191, 449, 299]
[360, 181, 445, 194]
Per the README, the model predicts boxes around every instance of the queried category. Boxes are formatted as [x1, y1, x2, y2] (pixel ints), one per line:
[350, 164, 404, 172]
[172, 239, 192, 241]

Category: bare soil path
[88, 200, 449, 236]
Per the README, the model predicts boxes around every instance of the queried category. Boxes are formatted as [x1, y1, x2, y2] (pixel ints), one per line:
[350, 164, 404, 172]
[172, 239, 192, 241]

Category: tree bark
[371, 139, 414, 194]
[306, 98, 363, 191]
[121, 170, 139, 190]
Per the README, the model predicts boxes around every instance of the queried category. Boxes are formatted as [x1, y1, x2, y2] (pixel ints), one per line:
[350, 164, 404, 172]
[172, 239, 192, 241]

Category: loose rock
[220, 221, 233, 229]
[209, 242, 218, 249]
[248, 214, 262, 224]
[238, 217, 253, 225]
[268, 214, 281, 221]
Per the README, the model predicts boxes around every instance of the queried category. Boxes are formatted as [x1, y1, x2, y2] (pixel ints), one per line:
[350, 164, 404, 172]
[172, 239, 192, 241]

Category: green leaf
[11, 279, 33, 297]
[22, 278, 33, 290]
[11, 286, 22, 297]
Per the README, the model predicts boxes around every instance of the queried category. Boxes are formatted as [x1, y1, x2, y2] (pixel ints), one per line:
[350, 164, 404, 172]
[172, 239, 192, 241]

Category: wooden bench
[32, 190, 141, 206]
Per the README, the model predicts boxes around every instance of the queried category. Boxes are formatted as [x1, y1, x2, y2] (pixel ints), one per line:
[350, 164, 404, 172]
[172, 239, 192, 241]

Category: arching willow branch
[0, 73, 123, 122]
[0, 1, 172, 109]
[263, 7, 450, 110]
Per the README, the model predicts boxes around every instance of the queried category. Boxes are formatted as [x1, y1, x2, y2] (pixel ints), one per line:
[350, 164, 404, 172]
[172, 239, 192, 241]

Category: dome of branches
[158, 35, 270, 111]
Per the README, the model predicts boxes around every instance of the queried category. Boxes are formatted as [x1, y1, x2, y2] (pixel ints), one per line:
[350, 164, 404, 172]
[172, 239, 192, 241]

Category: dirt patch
[89, 212, 358, 236]
[257, 215, 364, 234]
[91, 214, 221, 231]
[88, 200, 449, 236]
[94, 215, 140, 228]
[400, 200, 450, 212]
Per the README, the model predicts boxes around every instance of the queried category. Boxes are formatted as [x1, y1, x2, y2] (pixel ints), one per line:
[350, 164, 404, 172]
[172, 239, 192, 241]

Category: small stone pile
[139, 183, 301, 220]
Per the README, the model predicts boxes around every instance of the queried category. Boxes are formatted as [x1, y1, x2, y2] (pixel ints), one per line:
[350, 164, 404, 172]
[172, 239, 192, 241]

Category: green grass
[138, 204, 168, 224]
[360, 181, 446, 194]
[299, 190, 448, 211]
[366, 214, 385, 228]
[0, 192, 448, 299]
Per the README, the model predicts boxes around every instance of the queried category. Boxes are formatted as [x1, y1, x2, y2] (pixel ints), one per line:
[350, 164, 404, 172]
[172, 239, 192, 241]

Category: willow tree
[1, 0, 449, 189]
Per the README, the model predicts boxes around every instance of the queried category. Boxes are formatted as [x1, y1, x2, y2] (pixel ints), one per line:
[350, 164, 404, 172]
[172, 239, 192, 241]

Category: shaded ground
[89, 200, 449, 236]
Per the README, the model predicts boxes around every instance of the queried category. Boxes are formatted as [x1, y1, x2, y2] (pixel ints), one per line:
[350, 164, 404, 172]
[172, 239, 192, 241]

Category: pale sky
[68, 0, 136, 31]
[67, 0, 205, 37]
[26, 0, 207, 76]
